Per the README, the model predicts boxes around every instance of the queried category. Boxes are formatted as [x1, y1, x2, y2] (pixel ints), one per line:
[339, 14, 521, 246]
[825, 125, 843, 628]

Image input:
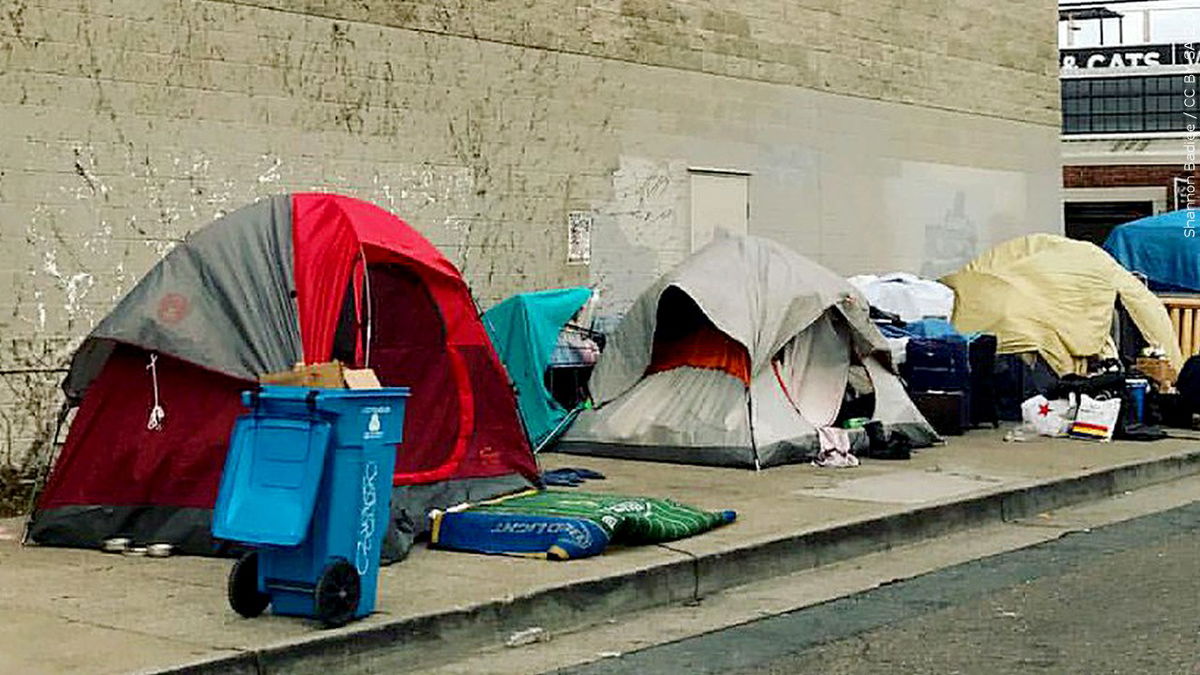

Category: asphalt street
[561, 501, 1200, 675]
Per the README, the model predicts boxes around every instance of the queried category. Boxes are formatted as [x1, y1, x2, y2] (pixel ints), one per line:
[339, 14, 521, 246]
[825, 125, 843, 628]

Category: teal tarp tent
[1104, 209, 1200, 292]
[483, 287, 594, 451]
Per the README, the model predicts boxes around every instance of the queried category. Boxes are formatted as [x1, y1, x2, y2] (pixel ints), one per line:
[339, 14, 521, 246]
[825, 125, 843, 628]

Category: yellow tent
[941, 234, 1183, 376]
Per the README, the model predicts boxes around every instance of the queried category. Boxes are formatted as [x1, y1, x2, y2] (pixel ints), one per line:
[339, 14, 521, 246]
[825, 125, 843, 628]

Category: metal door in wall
[690, 170, 749, 251]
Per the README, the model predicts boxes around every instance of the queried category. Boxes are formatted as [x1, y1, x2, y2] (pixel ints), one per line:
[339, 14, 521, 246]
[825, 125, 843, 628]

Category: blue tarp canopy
[483, 287, 593, 451]
[1104, 209, 1200, 292]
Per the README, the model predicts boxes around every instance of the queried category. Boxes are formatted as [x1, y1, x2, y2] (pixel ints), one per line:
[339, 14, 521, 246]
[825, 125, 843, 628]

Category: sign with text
[1060, 43, 1195, 70]
[567, 211, 592, 265]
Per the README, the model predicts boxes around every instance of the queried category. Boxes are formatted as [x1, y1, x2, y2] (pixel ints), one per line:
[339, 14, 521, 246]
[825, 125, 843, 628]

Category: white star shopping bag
[1020, 394, 1076, 437]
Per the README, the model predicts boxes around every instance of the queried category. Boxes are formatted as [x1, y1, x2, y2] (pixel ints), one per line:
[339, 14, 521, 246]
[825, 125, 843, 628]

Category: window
[1064, 201, 1155, 245]
[1061, 75, 1191, 135]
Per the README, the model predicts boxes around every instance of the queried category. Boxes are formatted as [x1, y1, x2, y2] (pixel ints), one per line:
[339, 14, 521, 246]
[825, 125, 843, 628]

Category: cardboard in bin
[259, 361, 381, 389]
[1135, 357, 1176, 392]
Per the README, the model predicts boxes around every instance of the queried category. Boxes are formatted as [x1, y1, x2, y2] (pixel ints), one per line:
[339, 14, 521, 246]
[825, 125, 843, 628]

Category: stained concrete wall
[0, 0, 1060, 467]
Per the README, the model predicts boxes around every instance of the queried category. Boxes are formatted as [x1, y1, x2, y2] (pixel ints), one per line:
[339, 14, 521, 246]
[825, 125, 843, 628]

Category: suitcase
[902, 336, 970, 393]
[966, 334, 999, 427]
[902, 333, 1000, 429]
[910, 390, 969, 436]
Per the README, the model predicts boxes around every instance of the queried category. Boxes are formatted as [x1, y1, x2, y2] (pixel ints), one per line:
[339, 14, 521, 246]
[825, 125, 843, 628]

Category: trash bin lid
[212, 415, 332, 547]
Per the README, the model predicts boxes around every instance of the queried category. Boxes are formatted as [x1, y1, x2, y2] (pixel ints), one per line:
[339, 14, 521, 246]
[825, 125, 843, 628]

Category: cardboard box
[342, 367, 381, 389]
[1135, 357, 1177, 392]
[258, 361, 381, 389]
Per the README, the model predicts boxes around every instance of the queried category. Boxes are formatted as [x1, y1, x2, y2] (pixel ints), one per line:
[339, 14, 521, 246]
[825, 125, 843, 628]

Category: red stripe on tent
[331, 194, 464, 284]
[772, 360, 800, 414]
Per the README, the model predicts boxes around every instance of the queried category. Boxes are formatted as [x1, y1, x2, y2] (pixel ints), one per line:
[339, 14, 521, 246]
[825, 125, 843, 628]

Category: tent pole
[747, 387, 760, 471]
[21, 400, 71, 544]
[358, 246, 374, 368]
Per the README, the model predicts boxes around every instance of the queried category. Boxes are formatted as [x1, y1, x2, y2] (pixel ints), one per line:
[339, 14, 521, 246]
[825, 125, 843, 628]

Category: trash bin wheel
[227, 552, 270, 618]
[315, 557, 360, 628]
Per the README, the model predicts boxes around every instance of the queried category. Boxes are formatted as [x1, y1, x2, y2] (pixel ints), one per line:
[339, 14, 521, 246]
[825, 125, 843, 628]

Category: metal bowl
[102, 537, 131, 553]
[146, 543, 174, 558]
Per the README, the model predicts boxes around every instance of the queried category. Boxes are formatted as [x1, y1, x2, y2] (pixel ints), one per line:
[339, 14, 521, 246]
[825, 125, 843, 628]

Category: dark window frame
[1060, 74, 1190, 135]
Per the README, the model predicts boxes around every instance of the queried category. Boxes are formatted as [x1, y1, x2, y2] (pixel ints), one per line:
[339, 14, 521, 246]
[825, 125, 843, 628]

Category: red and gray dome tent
[28, 193, 539, 559]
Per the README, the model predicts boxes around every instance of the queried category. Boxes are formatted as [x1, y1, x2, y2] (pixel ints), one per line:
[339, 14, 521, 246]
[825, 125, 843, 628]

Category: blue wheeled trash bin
[212, 385, 409, 627]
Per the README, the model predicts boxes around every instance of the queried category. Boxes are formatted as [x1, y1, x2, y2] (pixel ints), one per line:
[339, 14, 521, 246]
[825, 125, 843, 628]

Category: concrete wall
[0, 0, 1060, 467]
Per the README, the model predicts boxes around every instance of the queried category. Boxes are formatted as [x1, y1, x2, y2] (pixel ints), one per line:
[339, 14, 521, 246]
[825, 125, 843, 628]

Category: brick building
[0, 1, 1061, 466]
[1058, 1, 1200, 244]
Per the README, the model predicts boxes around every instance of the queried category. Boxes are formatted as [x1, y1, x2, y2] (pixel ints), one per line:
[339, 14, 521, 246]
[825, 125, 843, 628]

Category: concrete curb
[158, 445, 1200, 675]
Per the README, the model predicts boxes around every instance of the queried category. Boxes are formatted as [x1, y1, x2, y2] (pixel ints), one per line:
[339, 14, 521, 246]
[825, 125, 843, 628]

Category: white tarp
[847, 272, 955, 322]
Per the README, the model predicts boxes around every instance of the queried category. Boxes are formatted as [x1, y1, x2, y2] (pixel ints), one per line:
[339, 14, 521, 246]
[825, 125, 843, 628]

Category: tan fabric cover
[941, 234, 1183, 376]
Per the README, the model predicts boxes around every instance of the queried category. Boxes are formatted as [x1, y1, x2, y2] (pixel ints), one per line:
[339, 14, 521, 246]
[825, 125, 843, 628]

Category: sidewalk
[2, 428, 1199, 675]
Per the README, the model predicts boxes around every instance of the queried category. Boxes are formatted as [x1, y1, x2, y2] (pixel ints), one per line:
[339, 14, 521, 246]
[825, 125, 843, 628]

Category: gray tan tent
[557, 236, 938, 467]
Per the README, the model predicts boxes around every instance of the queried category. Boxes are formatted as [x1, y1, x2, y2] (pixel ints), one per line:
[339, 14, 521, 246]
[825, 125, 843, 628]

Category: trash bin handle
[248, 386, 263, 410]
[306, 389, 320, 412]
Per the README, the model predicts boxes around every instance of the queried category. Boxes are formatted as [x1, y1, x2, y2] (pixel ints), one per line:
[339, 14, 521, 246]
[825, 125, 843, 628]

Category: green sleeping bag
[430, 490, 737, 559]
